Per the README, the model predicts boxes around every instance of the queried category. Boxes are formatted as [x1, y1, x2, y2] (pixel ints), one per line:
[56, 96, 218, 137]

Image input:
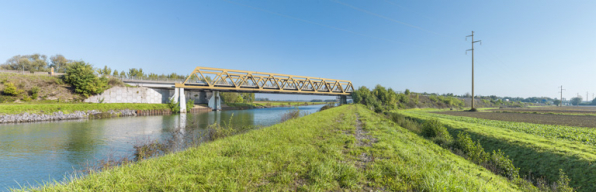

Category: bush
[31, 86, 40, 99]
[455, 132, 488, 164]
[421, 119, 452, 145]
[281, 109, 301, 122]
[3, 82, 20, 96]
[64, 61, 109, 97]
[186, 99, 195, 112]
[22, 95, 32, 102]
[168, 98, 180, 113]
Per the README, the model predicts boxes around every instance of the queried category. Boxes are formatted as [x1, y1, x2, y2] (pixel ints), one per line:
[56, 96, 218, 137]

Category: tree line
[0, 54, 191, 80]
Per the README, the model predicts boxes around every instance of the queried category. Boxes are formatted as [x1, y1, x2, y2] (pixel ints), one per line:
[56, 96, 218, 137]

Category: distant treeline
[0, 54, 189, 80]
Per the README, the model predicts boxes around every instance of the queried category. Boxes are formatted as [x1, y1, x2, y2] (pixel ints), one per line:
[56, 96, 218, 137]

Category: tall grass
[0, 103, 169, 115]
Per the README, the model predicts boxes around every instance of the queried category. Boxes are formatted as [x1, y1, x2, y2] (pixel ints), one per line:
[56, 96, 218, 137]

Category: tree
[119, 71, 126, 78]
[553, 99, 561, 106]
[113, 70, 119, 76]
[592, 98, 596, 105]
[405, 89, 410, 95]
[101, 65, 112, 76]
[64, 61, 109, 97]
[1, 54, 49, 72]
[50, 54, 69, 73]
[570, 97, 583, 106]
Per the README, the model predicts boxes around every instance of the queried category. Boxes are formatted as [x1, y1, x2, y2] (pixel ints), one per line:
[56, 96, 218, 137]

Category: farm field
[400, 110, 596, 191]
[488, 106, 596, 115]
[436, 110, 596, 128]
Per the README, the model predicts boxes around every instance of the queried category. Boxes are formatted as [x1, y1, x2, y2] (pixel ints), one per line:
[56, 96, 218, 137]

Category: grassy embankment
[399, 110, 596, 191]
[0, 103, 169, 115]
[21, 105, 521, 191]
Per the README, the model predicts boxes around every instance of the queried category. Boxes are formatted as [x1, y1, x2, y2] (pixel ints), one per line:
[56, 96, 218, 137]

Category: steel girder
[175, 67, 354, 96]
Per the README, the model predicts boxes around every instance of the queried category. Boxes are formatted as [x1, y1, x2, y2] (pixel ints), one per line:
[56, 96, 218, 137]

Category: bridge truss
[175, 67, 354, 95]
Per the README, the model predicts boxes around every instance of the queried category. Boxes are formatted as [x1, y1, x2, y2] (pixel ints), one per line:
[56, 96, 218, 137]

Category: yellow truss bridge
[175, 67, 354, 96]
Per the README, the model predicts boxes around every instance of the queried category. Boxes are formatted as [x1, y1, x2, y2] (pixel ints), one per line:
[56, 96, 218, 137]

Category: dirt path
[354, 113, 376, 169]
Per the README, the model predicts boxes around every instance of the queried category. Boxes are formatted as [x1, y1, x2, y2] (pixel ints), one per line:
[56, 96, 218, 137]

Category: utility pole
[559, 86, 565, 107]
[466, 31, 481, 110]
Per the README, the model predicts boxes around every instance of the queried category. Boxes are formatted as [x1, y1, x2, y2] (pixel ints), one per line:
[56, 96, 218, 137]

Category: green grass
[0, 103, 169, 115]
[400, 110, 596, 191]
[19, 105, 521, 191]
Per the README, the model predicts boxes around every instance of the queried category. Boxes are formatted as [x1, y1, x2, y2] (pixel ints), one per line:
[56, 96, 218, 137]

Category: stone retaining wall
[84, 87, 172, 103]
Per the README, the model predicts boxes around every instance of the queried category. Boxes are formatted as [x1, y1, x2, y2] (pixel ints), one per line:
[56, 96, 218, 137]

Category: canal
[0, 104, 326, 191]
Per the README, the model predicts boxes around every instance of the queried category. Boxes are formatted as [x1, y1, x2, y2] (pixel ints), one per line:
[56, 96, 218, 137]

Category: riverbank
[0, 103, 171, 123]
[22, 105, 521, 191]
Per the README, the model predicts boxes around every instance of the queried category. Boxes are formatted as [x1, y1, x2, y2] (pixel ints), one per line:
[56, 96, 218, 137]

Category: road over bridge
[123, 67, 354, 112]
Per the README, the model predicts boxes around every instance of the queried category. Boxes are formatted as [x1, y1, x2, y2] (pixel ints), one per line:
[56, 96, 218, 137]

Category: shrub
[31, 86, 40, 99]
[488, 149, 519, 180]
[64, 61, 109, 97]
[186, 99, 195, 112]
[168, 98, 180, 113]
[281, 109, 301, 122]
[22, 95, 32, 102]
[3, 82, 20, 96]
[455, 132, 488, 164]
[421, 119, 452, 145]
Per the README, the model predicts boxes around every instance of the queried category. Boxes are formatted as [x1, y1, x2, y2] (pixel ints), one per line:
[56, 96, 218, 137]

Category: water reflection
[0, 104, 324, 191]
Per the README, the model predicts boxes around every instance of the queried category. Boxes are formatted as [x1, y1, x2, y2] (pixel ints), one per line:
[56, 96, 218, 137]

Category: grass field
[486, 106, 596, 117]
[18, 105, 522, 191]
[436, 111, 596, 128]
[0, 103, 169, 115]
[401, 110, 596, 191]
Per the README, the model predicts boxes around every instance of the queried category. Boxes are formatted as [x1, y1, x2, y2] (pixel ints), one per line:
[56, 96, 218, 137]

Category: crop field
[436, 111, 596, 128]
[488, 106, 596, 115]
[401, 110, 596, 191]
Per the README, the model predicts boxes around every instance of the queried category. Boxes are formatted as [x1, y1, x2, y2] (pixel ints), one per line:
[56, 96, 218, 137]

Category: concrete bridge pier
[208, 91, 221, 111]
[339, 95, 348, 105]
[179, 88, 186, 113]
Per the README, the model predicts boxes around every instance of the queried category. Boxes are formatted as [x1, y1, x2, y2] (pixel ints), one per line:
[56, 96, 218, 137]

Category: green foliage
[186, 99, 194, 112]
[404, 89, 410, 95]
[31, 86, 40, 99]
[3, 82, 20, 96]
[64, 61, 109, 97]
[421, 118, 452, 145]
[455, 132, 488, 163]
[0, 103, 169, 115]
[236, 95, 244, 103]
[0, 54, 49, 72]
[168, 98, 180, 113]
[21, 95, 32, 102]
[570, 97, 582, 105]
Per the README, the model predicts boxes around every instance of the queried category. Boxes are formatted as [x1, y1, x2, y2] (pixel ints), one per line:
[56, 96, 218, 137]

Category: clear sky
[1, 0, 595, 101]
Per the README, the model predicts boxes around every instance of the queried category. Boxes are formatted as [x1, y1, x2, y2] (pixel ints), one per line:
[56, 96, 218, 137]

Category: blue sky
[1, 0, 595, 101]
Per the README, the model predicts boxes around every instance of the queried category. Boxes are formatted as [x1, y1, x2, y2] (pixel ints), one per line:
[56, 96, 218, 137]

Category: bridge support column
[208, 91, 221, 111]
[339, 95, 348, 105]
[179, 88, 186, 113]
